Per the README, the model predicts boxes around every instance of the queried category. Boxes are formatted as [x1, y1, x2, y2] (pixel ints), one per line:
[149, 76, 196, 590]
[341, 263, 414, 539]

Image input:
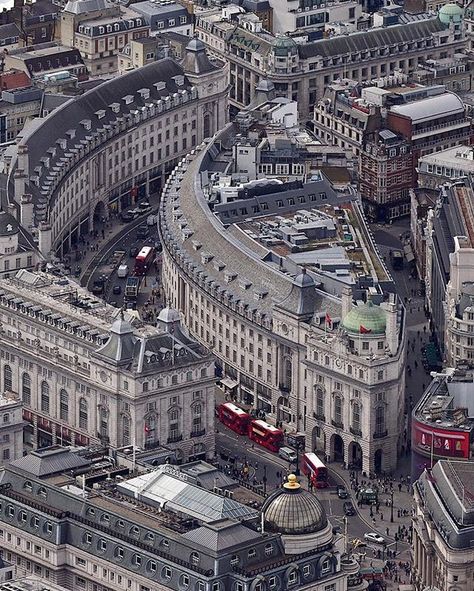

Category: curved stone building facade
[160, 124, 406, 473]
[4, 42, 228, 259]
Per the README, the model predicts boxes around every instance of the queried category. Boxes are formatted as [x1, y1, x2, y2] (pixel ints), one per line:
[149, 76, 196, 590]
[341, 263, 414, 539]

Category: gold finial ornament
[283, 474, 301, 490]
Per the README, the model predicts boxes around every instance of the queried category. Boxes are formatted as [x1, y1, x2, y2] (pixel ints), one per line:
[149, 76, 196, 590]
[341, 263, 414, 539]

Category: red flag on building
[360, 325, 372, 334]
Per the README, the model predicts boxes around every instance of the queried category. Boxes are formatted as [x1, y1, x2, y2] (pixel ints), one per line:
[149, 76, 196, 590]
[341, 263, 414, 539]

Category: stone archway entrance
[330, 433, 344, 463]
[348, 441, 363, 469]
[92, 201, 107, 234]
[374, 448, 383, 473]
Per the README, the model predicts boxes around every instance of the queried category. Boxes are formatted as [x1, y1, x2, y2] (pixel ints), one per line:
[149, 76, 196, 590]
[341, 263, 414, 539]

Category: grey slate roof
[160, 124, 341, 321]
[16, 58, 193, 223]
[299, 18, 446, 59]
[63, 0, 108, 14]
[10, 446, 91, 477]
[182, 520, 261, 551]
[0, 23, 21, 42]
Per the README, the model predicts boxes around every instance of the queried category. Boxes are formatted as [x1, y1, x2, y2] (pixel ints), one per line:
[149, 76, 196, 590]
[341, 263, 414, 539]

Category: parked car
[364, 532, 385, 545]
[120, 210, 135, 222]
[337, 485, 348, 499]
[112, 285, 122, 295]
[343, 502, 355, 516]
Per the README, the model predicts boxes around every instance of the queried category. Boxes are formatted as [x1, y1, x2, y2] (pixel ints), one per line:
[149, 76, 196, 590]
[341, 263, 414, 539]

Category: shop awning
[221, 377, 238, 390]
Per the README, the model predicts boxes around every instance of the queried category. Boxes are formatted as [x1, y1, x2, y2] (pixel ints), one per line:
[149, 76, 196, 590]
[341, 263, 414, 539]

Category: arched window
[375, 406, 385, 436]
[79, 398, 88, 429]
[22, 373, 31, 406]
[122, 415, 130, 446]
[315, 387, 324, 418]
[59, 390, 68, 421]
[334, 395, 342, 425]
[41, 381, 50, 414]
[3, 365, 12, 392]
[352, 402, 361, 433]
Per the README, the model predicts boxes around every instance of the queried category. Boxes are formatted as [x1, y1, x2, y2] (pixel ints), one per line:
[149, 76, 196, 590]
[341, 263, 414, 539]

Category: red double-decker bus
[134, 246, 155, 276]
[302, 452, 328, 488]
[218, 403, 251, 435]
[248, 419, 284, 452]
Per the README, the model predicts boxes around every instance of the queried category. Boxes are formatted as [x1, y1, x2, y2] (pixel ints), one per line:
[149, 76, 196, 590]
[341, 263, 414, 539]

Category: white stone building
[160, 125, 406, 474]
[0, 210, 41, 279]
[0, 392, 24, 465]
[413, 460, 474, 591]
[4, 40, 228, 260]
[0, 270, 216, 462]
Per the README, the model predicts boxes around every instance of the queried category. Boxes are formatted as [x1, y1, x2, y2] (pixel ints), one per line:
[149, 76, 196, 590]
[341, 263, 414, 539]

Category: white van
[117, 264, 129, 278]
[278, 446, 298, 463]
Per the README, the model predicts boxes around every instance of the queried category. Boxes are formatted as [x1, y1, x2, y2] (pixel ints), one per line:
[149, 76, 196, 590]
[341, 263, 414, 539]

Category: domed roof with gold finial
[262, 474, 328, 535]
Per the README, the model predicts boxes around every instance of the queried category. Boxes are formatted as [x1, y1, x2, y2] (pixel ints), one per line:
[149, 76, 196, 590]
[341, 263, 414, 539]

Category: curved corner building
[160, 124, 407, 474]
[4, 40, 228, 258]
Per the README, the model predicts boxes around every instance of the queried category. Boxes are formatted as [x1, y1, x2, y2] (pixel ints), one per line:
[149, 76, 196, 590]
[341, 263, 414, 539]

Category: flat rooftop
[413, 368, 474, 433]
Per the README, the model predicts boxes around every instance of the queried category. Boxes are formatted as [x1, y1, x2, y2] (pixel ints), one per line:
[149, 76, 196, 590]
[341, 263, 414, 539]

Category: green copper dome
[273, 35, 298, 57]
[342, 300, 387, 335]
[438, 3, 463, 24]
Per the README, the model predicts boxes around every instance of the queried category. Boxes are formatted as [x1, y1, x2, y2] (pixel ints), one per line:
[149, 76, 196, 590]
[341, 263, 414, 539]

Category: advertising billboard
[412, 419, 470, 460]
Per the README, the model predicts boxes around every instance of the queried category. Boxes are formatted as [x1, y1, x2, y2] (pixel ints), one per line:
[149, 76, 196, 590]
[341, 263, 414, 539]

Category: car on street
[337, 485, 348, 499]
[136, 225, 149, 239]
[364, 532, 385, 545]
[137, 202, 151, 214]
[343, 502, 355, 516]
[91, 280, 104, 295]
[112, 285, 122, 295]
[121, 210, 136, 222]
[129, 246, 140, 258]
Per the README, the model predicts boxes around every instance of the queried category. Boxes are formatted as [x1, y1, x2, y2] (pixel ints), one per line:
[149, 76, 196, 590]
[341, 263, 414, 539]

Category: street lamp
[295, 444, 301, 476]
[390, 490, 394, 523]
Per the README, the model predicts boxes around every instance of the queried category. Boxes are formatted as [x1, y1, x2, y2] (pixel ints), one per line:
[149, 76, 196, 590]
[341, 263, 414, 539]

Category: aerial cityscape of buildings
[0, 0, 472, 589]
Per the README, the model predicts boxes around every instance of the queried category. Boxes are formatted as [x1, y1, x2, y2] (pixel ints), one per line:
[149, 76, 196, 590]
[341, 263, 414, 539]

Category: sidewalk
[329, 461, 413, 549]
